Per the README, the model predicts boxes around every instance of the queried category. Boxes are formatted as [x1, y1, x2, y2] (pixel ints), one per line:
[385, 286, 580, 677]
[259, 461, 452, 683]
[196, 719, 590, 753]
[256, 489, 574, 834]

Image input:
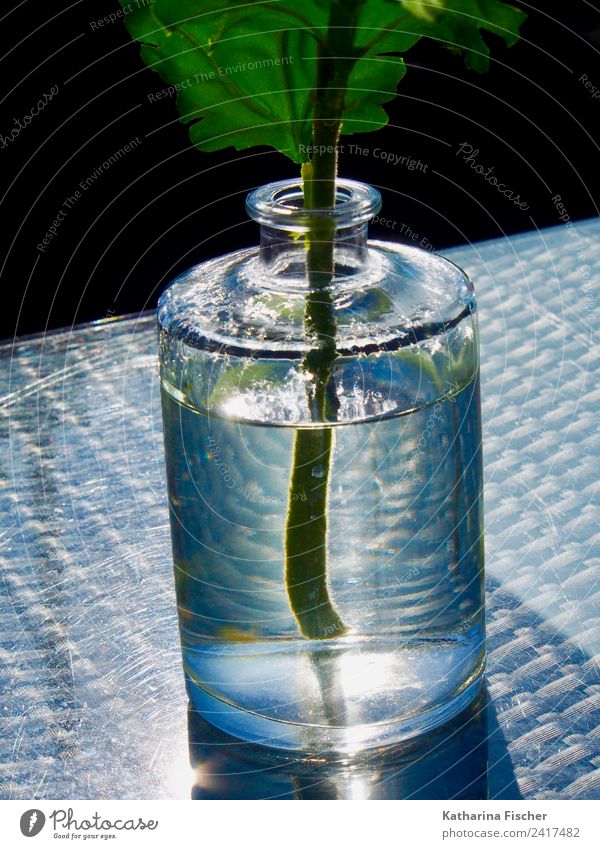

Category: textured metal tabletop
[0, 219, 598, 800]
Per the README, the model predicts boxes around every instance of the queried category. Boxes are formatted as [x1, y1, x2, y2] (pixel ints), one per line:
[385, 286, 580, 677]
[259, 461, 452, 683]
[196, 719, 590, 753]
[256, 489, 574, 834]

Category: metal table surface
[0, 219, 599, 801]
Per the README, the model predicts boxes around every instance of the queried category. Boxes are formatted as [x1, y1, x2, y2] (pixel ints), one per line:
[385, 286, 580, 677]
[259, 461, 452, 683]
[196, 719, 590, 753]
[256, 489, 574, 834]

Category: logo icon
[19, 810, 46, 837]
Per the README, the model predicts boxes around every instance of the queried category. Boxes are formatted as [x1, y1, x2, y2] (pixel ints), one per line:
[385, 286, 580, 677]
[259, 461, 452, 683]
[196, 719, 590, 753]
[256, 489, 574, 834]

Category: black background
[0, 1, 598, 339]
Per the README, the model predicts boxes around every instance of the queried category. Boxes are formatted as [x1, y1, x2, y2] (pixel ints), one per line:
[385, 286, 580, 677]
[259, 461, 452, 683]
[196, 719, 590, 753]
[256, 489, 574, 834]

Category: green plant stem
[284, 1, 362, 639]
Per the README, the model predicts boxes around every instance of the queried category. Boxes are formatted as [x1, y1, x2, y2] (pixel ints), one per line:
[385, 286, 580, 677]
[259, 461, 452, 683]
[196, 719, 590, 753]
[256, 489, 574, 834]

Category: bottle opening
[246, 178, 382, 232]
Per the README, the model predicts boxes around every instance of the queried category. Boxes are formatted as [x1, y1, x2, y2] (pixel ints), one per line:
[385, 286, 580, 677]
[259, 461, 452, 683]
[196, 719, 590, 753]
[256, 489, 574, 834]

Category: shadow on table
[187, 685, 521, 800]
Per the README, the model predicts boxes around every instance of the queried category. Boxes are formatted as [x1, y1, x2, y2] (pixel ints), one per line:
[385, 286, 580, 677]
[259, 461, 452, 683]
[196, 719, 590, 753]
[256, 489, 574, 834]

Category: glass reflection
[188, 688, 501, 800]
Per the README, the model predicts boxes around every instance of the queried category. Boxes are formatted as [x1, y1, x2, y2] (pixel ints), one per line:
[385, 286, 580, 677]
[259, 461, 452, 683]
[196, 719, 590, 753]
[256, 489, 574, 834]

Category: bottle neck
[258, 221, 370, 277]
[246, 178, 381, 283]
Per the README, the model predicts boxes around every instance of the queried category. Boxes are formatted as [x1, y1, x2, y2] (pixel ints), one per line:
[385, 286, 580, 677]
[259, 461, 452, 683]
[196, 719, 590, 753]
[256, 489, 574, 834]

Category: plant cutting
[121, 0, 525, 750]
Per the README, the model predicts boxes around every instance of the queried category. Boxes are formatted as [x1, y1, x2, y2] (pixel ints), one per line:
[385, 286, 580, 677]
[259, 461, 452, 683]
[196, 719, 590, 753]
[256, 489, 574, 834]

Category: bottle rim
[246, 178, 382, 231]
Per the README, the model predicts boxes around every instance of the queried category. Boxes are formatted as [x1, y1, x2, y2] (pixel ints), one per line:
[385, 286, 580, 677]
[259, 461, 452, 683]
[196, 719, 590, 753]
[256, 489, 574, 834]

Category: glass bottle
[158, 178, 485, 753]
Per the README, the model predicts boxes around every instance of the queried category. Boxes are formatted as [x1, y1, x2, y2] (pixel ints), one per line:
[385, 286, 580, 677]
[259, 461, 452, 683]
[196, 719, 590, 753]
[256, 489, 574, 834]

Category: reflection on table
[188, 687, 519, 800]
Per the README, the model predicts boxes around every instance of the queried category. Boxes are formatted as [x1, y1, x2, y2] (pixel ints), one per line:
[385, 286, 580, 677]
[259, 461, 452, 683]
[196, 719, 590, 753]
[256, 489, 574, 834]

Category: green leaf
[120, 0, 525, 161]
[121, 0, 326, 162]
[339, 2, 420, 137]
[410, 0, 527, 72]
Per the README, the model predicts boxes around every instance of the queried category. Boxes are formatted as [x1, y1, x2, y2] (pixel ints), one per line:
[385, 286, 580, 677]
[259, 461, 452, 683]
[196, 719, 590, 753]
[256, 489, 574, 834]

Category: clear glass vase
[158, 178, 485, 753]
